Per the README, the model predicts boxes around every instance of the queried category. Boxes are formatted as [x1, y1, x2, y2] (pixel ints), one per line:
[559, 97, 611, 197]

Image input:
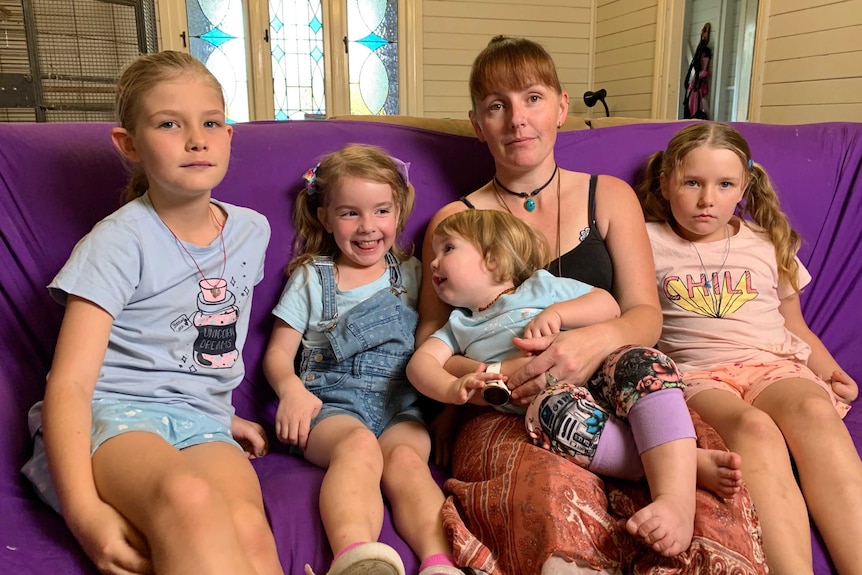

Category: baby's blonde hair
[434, 210, 549, 287]
[637, 122, 802, 292]
[288, 143, 415, 275]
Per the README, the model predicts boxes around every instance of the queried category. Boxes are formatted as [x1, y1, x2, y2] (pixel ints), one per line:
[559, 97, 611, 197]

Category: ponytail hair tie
[747, 158, 754, 169]
[391, 156, 411, 188]
[303, 164, 320, 196]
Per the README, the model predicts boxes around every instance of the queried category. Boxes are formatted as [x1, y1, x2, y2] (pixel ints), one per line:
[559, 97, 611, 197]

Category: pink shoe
[304, 542, 405, 575]
[418, 566, 464, 575]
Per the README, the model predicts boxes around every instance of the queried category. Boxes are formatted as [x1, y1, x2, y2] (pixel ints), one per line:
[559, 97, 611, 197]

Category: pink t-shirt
[647, 219, 812, 371]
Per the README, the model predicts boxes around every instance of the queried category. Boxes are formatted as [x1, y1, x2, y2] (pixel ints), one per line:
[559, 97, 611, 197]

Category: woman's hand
[508, 327, 607, 404]
[829, 368, 859, 404]
[231, 415, 269, 459]
[274, 387, 322, 451]
[70, 501, 152, 575]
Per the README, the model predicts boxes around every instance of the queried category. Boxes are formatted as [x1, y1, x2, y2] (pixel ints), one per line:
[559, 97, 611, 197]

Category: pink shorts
[683, 361, 850, 418]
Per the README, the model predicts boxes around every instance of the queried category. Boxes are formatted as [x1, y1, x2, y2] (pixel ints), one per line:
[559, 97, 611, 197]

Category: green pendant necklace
[493, 165, 558, 212]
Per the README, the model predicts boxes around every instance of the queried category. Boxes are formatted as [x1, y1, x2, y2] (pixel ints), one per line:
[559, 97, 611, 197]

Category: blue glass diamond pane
[201, 27, 235, 48]
[309, 16, 322, 34]
[346, 0, 398, 115]
[357, 32, 386, 51]
[271, 16, 283, 33]
[186, 0, 249, 123]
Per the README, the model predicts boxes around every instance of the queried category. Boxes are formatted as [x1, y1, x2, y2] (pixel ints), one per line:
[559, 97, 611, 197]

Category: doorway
[679, 0, 758, 121]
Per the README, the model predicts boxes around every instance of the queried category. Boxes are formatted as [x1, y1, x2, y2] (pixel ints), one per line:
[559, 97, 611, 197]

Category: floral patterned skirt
[442, 408, 767, 575]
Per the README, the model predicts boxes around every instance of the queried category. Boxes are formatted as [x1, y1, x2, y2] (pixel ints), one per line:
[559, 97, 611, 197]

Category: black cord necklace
[493, 165, 558, 212]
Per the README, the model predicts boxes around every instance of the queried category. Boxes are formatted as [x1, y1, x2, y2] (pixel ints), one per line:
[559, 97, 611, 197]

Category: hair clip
[391, 157, 411, 188]
[303, 164, 320, 196]
[747, 158, 754, 169]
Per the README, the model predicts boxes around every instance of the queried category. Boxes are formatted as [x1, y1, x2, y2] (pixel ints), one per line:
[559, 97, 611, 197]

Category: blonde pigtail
[636, 151, 672, 223]
[121, 165, 150, 204]
[740, 163, 802, 292]
[287, 188, 335, 276]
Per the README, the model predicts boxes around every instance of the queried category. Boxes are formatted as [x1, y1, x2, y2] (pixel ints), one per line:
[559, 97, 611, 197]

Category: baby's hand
[450, 368, 505, 405]
[829, 369, 858, 404]
[523, 309, 562, 339]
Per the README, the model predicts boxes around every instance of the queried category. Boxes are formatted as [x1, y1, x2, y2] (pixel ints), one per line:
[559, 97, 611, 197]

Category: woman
[415, 36, 766, 574]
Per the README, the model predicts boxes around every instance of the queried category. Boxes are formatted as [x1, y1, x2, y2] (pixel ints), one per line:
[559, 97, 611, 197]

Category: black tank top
[459, 174, 613, 291]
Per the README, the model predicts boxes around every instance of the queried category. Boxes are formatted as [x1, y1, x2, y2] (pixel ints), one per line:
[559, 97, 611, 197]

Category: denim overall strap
[318, 252, 416, 364]
[312, 253, 400, 331]
[311, 257, 338, 332]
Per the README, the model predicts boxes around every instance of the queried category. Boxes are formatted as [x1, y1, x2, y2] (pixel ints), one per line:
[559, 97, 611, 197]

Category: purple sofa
[1, 118, 859, 575]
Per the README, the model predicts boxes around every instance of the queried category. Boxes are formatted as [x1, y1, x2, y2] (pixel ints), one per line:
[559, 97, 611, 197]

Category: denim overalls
[300, 252, 423, 437]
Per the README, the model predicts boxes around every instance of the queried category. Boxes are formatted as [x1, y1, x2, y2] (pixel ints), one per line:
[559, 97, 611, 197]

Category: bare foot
[696, 449, 743, 499]
[624, 494, 694, 556]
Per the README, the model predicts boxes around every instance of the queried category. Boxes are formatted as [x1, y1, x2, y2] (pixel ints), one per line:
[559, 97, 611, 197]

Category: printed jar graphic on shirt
[192, 278, 239, 369]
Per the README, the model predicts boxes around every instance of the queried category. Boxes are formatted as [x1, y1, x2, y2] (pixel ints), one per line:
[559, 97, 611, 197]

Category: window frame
[155, 0, 421, 120]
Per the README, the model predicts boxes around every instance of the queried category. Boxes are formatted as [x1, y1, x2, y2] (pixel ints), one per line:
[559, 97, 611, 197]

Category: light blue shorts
[22, 399, 241, 513]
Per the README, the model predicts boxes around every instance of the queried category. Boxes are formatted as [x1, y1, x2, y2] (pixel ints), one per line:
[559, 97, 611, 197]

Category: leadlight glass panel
[346, 0, 398, 115]
[186, 0, 250, 123]
[269, 0, 326, 120]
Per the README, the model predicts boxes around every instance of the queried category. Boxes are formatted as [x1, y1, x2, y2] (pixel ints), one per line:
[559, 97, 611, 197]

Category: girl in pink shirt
[637, 122, 860, 574]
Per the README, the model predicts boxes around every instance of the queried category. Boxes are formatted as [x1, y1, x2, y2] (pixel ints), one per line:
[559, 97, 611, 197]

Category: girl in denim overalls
[263, 144, 460, 575]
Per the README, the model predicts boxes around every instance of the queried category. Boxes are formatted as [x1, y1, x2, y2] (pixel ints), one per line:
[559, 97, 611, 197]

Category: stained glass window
[345, 0, 398, 115]
[186, 0, 250, 123]
[269, 0, 326, 120]
[183, 1, 399, 121]
[269, 0, 398, 119]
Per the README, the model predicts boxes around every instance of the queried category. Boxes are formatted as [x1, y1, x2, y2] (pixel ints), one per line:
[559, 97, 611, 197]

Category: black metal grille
[0, 0, 34, 120]
[0, 0, 157, 122]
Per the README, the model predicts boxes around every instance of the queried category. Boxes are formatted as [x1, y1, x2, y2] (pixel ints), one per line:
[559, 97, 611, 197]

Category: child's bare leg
[625, 437, 697, 556]
[756, 379, 862, 575]
[696, 449, 742, 499]
[92, 432, 265, 575]
[689, 390, 813, 574]
[380, 421, 452, 561]
[303, 416, 386, 555]
[180, 442, 284, 575]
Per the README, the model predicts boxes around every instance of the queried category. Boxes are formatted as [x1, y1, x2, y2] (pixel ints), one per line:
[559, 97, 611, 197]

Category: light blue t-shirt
[432, 269, 593, 363]
[29, 194, 269, 432]
[272, 256, 421, 349]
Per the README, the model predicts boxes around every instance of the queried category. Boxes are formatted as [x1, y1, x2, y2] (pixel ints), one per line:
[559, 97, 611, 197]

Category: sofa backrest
[1, 119, 860, 486]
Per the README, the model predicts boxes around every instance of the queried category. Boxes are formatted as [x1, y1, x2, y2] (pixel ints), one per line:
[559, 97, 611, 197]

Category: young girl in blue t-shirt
[22, 51, 282, 575]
